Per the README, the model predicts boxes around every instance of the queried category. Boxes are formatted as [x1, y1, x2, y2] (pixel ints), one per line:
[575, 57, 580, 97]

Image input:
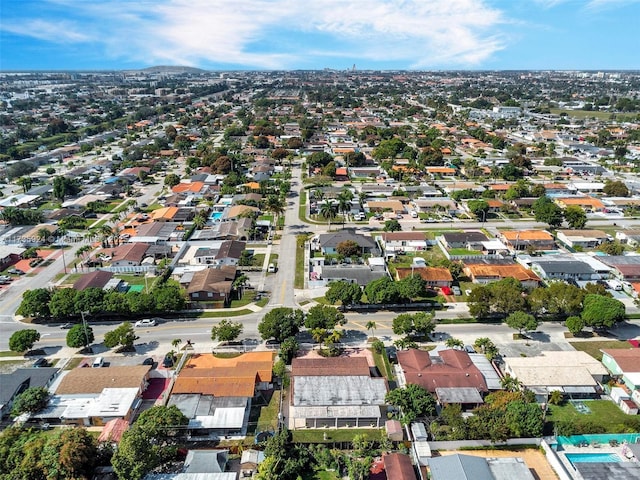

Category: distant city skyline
[1, 0, 639, 71]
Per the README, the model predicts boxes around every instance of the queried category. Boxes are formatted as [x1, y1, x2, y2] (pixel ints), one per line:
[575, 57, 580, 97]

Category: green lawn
[372, 348, 394, 380]
[292, 428, 383, 444]
[198, 309, 253, 318]
[295, 235, 309, 288]
[305, 471, 340, 480]
[116, 274, 153, 287]
[547, 400, 640, 433]
[549, 108, 617, 121]
[257, 391, 281, 432]
[569, 340, 632, 361]
[448, 248, 483, 256]
[229, 292, 255, 308]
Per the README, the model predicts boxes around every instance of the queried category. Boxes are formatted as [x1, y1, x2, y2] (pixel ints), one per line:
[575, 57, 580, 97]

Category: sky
[0, 0, 639, 71]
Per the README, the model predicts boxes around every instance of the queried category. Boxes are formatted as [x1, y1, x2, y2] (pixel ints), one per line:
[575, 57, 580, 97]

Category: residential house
[428, 454, 536, 480]
[556, 229, 609, 249]
[503, 351, 606, 398]
[191, 217, 253, 242]
[499, 230, 555, 251]
[601, 349, 640, 393]
[315, 229, 378, 255]
[365, 199, 406, 214]
[43, 366, 151, 426]
[133, 222, 186, 243]
[0, 368, 59, 419]
[226, 204, 260, 219]
[599, 256, 640, 282]
[73, 271, 115, 291]
[240, 450, 266, 478]
[289, 356, 388, 429]
[395, 267, 453, 288]
[396, 349, 488, 395]
[413, 198, 457, 215]
[169, 352, 274, 437]
[463, 262, 541, 288]
[190, 240, 246, 266]
[109, 243, 150, 267]
[532, 258, 598, 282]
[150, 206, 195, 222]
[21, 224, 58, 246]
[381, 453, 417, 480]
[438, 231, 489, 250]
[186, 266, 237, 305]
[615, 229, 640, 247]
[0, 246, 25, 271]
[556, 196, 606, 213]
[144, 449, 236, 479]
[171, 181, 209, 198]
[376, 231, 430, 255]
[319, 260, 388, 286]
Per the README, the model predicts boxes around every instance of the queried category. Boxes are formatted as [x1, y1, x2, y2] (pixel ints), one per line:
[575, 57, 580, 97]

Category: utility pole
[80, 310, 91, 352]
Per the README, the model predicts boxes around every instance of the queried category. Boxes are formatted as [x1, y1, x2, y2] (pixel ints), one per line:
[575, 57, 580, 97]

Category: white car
[135, 319, 157, 327]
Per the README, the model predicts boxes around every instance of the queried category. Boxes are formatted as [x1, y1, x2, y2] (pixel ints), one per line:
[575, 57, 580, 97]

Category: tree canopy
[258, 307, 304, 342]
[66, 324, 94, 348]
[11, 386, 50, 417]
[325, 280, 362, 305]
[581, 294, 625, 329]
[9, 329, 41, 353]
[103, 322, 138, 350]
[385, 384, 437, 425]
[211, 319, 243, 342]
[304, 304, 346, 331]
[392, 312, 436, 338]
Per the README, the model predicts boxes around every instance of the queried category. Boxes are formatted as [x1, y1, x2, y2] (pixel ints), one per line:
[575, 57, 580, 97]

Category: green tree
[506, 311, 539, 336]
[392, 312, 435, 338]
[336, 240, 359, 257]
[151, 283, 187, 312]
[304, 304, 346, 330]
[467, 199, 490, 221]
[16, 288, 52, 318]
[103, 322, 138, 350]
[211, 319, 243, 342]
[505, 401, 544, 438]
[319, 201, 337, 229]
[325, 280, 362, 305]
[74, 287, 106, 315]
[164, 173, 181, 187]
[66, 324, 94, 348]
[564, 205, 587, 229]
[598, 241, 625, 255]
[279, 337, 300, 365]
[364, 277, 399, 304]
[397, 273, 426, 301]
[383, 219, 401, 232]
[135, 405, 189, 438]
[385, 384, 437, 425]
[366, 321, 377, 338]
[528, 282, 584, 317]
[44, 428, 98, 480]
[467, 278, 525, 318]
[9, 329, 40, 353]
[581, 294, 626, 329]
[533, 196, 563, 228]
[565, 316, 585, 336]
[49, 288, 78, 319]
[11, 386, 50, 416]
[258, 307, 304, 343]
[603, 180, 629, 197]
[445, 337, 464, 349]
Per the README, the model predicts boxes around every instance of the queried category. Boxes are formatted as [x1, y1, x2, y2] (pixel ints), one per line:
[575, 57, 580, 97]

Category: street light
[80, 310, 91, 353]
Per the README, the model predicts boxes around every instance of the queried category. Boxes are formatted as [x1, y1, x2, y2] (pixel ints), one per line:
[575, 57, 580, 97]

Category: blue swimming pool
[209, 211, 223, 221]
[565, 453, 622, 466]
[558, 433, 640, 447]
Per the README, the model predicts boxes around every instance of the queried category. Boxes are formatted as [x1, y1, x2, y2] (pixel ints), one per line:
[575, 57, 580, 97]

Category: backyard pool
[558, 433, 640, 447]
[565, 453, 622, 466]
[209, 211, 224, 221]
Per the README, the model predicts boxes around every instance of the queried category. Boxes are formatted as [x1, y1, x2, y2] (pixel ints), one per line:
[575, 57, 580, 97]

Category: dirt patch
[296, 346, 375, 366]
[437, 448, 558, 480]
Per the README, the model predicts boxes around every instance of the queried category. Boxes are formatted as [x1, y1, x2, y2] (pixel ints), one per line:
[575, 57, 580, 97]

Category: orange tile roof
[396, 267, 453, 282]
[151, 206, 179, 220]
[464, 263, 541, 283]
[500, 230, 553, 241]
[426, 167, 456, 173]
[244, 182, 261, 190]
[486, 199, 504, 208]
[172, 352, 275, 397]
[172, 181, 204, 194]
[557, 197, 605, 209]
[489, 184, 511, 191]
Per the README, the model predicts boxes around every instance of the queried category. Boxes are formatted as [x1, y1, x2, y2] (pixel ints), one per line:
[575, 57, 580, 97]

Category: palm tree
[37, 227, 52, 244]
[171, 338, 182, 349]
[337, 193, 351, 228]
[366, 321, 377, 339]
[445, 337, 464, 349]
[193, 213, 207, 230]
[313, 189, 325, 204]
[549, 390, 564, 405]
[500, 375, 523, 392]
[319, 201, 337, 230]
[311, 328, 328, 346]
[233, 274, 249, 299]
[265, 195, 286, 221]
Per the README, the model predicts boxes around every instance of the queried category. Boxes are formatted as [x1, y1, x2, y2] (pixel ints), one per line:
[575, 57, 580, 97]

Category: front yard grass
[198, 309, 253, 318]
[547, 400, 640, 433]
[372, 348, 394, 380]
[295, 235, 308, 289]
[568, 340, 632, 361]
[292, 428, 383, 444]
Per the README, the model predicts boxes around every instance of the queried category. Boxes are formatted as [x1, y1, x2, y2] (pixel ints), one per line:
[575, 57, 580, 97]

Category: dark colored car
[162, 355, 174, 368]
[142, 357, 154, 366]
[33, 358, 49, 368]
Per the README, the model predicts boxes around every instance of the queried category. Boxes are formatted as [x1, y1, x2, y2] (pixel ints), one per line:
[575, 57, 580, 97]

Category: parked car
[452, 286, 462, 296]
[135, 318, 157, 327]
[142, 357, 155, 366]
[60, 322, 74, 329]
[162, 355, 174, 368]
[32, 358, 49, 368]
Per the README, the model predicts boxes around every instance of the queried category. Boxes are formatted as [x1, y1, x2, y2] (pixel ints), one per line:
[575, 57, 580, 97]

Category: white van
[606, 279, 623, 291]
[92, 357, 104, 368]
[267, 263, 276, 273]
[410, 210, 418, 218]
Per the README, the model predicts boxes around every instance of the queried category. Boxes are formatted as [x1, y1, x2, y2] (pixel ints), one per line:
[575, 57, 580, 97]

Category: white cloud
[1, 19, 90, 43]
[534, 0, 640, 9]
[6, 0, 508, 68]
